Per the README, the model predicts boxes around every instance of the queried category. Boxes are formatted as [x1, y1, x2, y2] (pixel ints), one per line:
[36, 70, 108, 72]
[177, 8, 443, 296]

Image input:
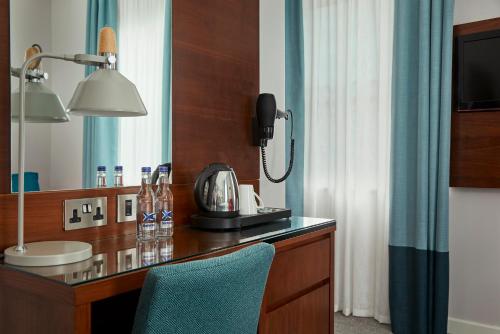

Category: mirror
[9, 0, 172, 192]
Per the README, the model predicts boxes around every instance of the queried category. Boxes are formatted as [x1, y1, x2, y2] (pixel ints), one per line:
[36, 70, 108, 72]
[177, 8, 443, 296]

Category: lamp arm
[14, 52, 115, 252]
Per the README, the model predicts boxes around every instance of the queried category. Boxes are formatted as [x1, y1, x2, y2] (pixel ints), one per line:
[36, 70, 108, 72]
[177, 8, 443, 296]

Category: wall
[259, 0, 286, 208]
[449, 0, 500, 331]
[48, 0, 85, 190]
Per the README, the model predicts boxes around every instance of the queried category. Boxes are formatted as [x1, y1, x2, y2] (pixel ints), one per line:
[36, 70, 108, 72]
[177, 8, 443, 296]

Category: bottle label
[141, 251, 156, 265]
[143, 222, 156, 231]
[161, 210, 173, 228]
[142, 212, 156, 222]
[161, 210, 173, 221]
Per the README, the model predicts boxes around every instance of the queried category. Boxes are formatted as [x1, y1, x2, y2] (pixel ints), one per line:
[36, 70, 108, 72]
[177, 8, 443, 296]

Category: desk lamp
[4, 27, 147, 267]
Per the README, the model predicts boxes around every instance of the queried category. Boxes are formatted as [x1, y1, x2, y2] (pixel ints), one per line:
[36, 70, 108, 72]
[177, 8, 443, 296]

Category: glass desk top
[0, 217, 335, 286]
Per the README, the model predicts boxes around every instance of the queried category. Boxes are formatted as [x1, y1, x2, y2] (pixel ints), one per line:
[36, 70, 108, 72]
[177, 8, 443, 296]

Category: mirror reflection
[10, 0, 172, 192]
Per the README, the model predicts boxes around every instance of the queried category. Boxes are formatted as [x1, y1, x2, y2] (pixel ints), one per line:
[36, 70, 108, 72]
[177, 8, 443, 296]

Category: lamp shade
[11, 82, 69, 123]
[67, 69, 147, 117]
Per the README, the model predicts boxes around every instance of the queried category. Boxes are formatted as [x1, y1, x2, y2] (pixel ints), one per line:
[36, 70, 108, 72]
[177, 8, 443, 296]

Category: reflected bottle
[156, 166, 174, 237]
[96, 166, 107, 188]
[114, 165, 123, 187]
[157, 237, 174, 262]
[137, 167, 157, 240]
[137, 239, 157, 267]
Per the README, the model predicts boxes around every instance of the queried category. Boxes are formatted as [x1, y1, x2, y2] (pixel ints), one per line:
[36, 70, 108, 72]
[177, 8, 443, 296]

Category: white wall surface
[49, 0, 86, 190]
[10, 0, 53, 190]
[449, 0, 500, 329]
[259, 0, 286, 208]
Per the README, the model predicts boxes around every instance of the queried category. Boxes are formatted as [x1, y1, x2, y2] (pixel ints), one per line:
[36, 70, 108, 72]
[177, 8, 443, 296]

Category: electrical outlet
[117, 248, 137, 271]
[64, 197, 107, 231]
[117, 194, 137, 223]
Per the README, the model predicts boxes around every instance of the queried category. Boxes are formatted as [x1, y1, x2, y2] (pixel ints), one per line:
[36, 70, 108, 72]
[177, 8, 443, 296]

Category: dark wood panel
[174, 0, 258, 64]
[451, 112, 500, 187]
[171, 0, 260, 185]
[265, 236, 330, 309]
[453, 17, 500, 36]
[0, 267, 76, 334]
[329, 231, 335, 333]
[0, 0, 10, 194]
[263, 284, 331, 334]
[0, 179, 260, 250]
[259, 228, 335, 334]
[0, 186, 139, 250]
[0, 180, 261, 250]
[450, 17, 500, 187]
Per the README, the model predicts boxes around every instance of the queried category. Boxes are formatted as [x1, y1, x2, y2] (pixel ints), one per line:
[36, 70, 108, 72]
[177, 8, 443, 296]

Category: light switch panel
[64, 197, 107, 231]
[117, 194, 137, 223]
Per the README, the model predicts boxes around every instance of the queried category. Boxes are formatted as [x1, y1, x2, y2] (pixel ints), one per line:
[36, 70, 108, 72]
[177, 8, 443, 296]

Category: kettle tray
[191, 208, 291, 230]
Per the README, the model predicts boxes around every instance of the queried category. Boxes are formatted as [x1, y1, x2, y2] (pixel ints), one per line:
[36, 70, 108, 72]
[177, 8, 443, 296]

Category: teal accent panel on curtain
[389, 0, 454, 333]
[83, 0, 119, 188]
[162, 0, 172, 163]
[285, 0, 305, 216]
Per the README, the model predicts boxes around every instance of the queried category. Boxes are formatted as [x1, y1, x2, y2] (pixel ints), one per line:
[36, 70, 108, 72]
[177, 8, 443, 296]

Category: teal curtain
[83, 0, 118, 188]
[162, 0, 172, 163]
[389, 0, 454, 333]
[285, 0, 305, 215]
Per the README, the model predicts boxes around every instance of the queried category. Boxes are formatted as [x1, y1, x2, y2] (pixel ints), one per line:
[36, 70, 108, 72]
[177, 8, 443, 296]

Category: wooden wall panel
[171, 0, 260, 185]
[451, 17, 500, 187]
[0, 0, 10, 194]
[0, 187, 139, 251]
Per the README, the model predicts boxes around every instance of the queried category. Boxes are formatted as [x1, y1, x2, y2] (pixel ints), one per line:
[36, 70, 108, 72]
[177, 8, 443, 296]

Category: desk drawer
[266, 236, 331, 308]
[265, 283, 330, 334]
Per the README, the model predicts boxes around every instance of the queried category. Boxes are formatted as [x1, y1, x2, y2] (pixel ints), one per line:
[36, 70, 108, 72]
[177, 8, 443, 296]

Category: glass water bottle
[114, 165, 123, 187]
[137, 167, 157, 240]
[156, 166, 174, 237]
[96, 166, 107, 188]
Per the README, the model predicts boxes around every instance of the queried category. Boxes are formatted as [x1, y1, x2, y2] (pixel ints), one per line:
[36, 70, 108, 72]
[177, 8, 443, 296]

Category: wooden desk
[0, 217, 336, 334]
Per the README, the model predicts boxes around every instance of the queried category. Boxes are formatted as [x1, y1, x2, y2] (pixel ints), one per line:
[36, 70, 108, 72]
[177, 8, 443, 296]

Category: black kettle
[194, 163, 239, 218]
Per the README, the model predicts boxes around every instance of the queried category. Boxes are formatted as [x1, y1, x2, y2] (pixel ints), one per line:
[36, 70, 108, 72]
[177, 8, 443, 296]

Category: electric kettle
[194, 163, 239, 218]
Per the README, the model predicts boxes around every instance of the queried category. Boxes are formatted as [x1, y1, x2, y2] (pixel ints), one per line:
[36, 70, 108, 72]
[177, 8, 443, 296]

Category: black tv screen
[457, 29, 500, 111]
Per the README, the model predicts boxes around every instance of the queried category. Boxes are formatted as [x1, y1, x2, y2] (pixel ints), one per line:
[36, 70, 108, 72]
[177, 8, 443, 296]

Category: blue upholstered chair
[133, 243, 275, 334]
[11, 172, 40, 192]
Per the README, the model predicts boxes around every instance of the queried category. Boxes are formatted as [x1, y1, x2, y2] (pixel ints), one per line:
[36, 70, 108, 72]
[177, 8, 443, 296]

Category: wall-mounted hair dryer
[253, 93, 294, 183]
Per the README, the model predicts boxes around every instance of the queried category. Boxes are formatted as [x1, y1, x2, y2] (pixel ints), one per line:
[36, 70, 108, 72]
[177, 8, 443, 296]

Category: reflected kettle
[194, 163, 239, 218]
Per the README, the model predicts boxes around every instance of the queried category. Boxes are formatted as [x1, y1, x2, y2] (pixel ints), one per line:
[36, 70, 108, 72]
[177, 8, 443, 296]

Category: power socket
[117, 194, 137, 223]
[64, 197, 107, 231]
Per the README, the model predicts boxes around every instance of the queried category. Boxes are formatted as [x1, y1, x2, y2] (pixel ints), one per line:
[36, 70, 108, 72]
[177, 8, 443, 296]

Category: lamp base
[4, 241, 92, 267]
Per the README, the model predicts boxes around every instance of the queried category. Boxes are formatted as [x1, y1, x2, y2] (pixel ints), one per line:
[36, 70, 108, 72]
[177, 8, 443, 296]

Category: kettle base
[191, 208, 291, 231]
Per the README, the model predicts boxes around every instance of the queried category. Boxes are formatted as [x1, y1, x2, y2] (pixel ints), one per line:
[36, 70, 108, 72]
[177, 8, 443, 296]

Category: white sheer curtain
[302, 0, 393, 323]
[118, 0, 165, 185]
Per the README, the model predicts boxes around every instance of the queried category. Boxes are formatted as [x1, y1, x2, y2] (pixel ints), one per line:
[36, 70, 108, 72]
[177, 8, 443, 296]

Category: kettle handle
[194, 163, 232, 212]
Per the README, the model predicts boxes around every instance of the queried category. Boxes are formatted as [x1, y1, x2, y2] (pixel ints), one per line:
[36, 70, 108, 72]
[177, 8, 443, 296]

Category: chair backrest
[11, 172, 40, 192]
[133, 243, 275, 334]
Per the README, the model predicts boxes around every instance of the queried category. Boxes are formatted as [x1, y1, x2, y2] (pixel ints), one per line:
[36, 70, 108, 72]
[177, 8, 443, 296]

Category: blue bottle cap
[159, 166, 168, 173]
[97, 166, 106, 171]
[114, 165, 123, 171]
[141, 167, 151, 173]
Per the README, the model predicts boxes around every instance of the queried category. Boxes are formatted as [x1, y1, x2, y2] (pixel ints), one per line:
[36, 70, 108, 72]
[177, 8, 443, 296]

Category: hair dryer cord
[260, 109, 294, 183]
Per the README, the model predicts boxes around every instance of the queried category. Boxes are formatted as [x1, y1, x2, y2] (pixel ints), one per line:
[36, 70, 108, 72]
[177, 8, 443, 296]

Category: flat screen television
[457, 29, 500, 111]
